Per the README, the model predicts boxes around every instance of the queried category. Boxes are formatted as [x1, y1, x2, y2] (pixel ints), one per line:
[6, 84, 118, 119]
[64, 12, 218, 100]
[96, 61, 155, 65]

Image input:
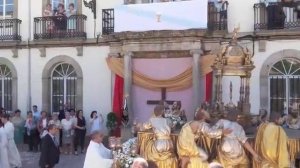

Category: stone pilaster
[190, 49, 202, 111]
[124, 51, 133, 124]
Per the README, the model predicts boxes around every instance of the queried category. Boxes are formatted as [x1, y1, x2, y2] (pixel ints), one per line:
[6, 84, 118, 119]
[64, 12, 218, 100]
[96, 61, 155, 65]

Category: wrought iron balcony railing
[34, 15, 87, 40]
[0, 18, 22, 41]
[208, 1, 228, 31]
[254, 2, 300, 31]
[102, 9, 114, 35]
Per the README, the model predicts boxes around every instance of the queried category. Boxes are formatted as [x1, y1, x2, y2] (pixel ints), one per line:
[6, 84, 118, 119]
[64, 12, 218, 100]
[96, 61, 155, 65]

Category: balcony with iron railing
[0, 18, 22, 41]
[102, 1, 228, 35]
[254, 2, 300, 31]
[34, 15, 87, 40]
[208, 1, 228, 32]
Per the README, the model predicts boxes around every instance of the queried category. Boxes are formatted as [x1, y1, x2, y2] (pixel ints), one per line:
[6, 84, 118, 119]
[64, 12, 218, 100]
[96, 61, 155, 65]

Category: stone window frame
[42, 55, 83, 113]
[260, 49, 300, 114]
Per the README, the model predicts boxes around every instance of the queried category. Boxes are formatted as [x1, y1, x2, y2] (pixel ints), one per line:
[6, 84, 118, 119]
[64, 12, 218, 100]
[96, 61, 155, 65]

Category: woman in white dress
[1, 114, 22, 168]
[0, 116, 9, 168]
[61, 111, 74, 154]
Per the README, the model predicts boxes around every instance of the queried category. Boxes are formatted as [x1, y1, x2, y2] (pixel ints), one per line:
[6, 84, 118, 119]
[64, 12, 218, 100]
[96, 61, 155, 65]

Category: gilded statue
[254, 113, 290, 168]
[232, 25, 240, 41]
[244, 47, 253, 65]
[143, 105, 178, 168]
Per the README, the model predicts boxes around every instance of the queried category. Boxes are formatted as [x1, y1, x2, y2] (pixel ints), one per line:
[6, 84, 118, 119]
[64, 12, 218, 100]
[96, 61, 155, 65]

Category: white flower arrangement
[122, 138, 137, 155]
[115, 152, 134, 168]
[113, 138, 138, 168]
[165, 113, 186, 128]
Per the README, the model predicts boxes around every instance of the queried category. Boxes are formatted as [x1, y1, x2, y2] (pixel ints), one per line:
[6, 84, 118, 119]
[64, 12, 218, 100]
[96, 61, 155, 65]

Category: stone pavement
[20, 151, 85, 168]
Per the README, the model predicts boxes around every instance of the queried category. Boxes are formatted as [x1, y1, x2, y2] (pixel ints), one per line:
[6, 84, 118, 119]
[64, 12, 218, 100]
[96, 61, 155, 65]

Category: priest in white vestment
[84, 131, 114, 168]
[99, 142, 113, 159]
[1, 114, 22, 168]
[0, 123, 9, 168]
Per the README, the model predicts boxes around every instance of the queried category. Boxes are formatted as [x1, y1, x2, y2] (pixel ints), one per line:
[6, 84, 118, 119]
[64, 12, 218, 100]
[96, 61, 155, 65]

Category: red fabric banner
[112, 75, 124, 137]
[205, 72, 213, 102]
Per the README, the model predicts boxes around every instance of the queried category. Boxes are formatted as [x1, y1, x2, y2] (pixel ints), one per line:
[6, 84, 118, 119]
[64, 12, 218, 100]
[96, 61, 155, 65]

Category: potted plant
[106, 112, 118, 136]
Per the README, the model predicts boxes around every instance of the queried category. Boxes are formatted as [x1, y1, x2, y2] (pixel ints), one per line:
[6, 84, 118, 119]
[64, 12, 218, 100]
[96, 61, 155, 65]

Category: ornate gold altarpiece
[211, 28, 255, 115]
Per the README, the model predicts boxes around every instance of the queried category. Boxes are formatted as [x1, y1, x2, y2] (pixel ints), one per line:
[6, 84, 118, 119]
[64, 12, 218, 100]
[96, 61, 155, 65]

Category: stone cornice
[0, 29, 300, 50]
[254, 29, 300, 40]
[0, 38, 108, 49]
[104, 29, 207, 41]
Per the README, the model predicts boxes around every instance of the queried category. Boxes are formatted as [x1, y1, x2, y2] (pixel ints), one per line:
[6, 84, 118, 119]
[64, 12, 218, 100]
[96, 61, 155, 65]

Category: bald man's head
[131, 158, 148, 168]
[195, 108, 210, 121]
[90, 130, 105, 144]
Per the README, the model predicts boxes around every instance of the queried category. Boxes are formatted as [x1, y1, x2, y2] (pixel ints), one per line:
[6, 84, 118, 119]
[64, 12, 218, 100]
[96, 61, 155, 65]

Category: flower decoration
[165, 113, 186, 128]
[113, 137, 138, 168]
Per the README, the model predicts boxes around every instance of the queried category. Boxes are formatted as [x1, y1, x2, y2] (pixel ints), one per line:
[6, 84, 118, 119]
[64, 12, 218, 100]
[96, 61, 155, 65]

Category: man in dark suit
[39, 124, 60, 168]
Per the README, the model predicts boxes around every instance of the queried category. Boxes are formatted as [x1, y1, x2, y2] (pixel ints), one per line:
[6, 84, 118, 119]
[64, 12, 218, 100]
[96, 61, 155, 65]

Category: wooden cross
[156, 13, 161, 22]
[146, 88, 178, 105]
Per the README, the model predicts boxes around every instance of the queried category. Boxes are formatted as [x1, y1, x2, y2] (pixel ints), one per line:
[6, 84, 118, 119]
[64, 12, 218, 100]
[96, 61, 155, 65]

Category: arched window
[0, 64, 12, 112]
[269, 58, 300, 114]
[51, 63, 77, 112]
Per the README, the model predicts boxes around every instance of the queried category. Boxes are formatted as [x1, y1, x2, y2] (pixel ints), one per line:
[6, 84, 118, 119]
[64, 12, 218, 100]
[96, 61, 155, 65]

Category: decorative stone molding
[39, 48, 46, 57]
[76, 46, 83, 56]
[11, 49, 18, 58]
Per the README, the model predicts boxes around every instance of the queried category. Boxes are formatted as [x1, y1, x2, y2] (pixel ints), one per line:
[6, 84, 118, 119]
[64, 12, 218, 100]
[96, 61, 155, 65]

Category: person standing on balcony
[209, 0, 228, 30]
[261, 0, 286, 29]
[67, 3, 77, 31]
[43, 3, 53, 16]
[54, 3, 67, 32]
[43, 4, 54, 33]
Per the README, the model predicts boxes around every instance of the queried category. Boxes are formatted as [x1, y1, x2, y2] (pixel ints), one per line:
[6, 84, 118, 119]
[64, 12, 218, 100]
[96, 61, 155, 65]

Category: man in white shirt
[84, 131, 114, 168]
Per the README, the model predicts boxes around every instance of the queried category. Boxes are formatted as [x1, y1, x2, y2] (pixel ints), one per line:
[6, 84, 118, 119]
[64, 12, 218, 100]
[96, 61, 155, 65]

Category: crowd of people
[43, 2, 77, 32]
[0, 105, 108, 168]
